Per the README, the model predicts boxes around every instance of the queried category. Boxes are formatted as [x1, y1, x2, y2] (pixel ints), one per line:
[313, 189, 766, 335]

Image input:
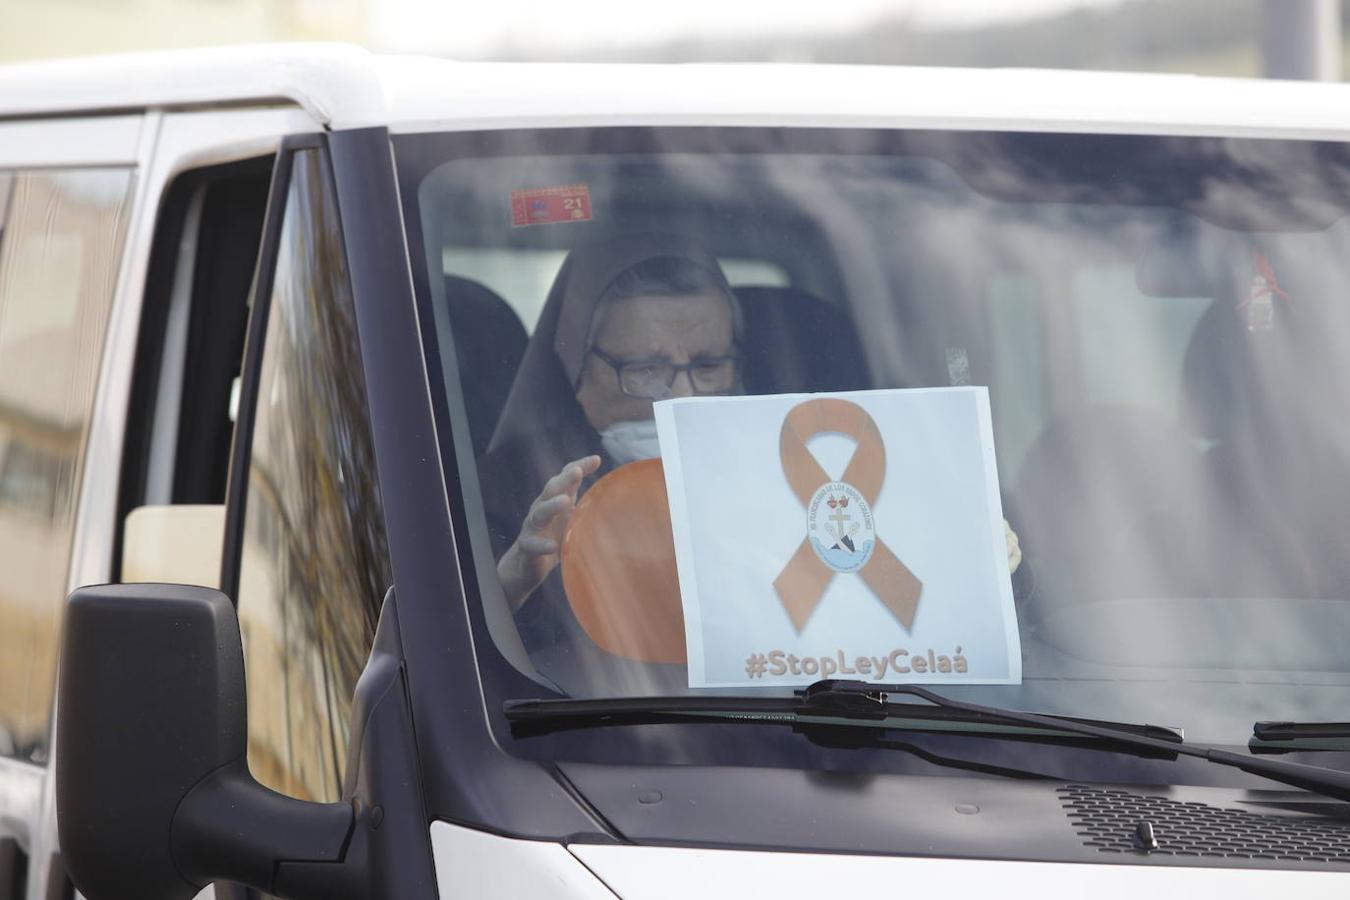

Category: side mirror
[56, 584, 354, 899]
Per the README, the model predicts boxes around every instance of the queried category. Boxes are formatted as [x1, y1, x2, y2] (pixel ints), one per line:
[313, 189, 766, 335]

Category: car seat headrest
[734, 286, 869, 395]
[444, 274, 529, 457]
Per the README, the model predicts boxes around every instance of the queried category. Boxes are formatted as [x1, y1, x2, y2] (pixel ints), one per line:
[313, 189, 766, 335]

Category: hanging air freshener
[1239, 249, 1289, 333]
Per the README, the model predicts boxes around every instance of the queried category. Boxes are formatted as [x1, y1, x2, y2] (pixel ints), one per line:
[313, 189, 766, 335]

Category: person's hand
[498, 455, 602, 610]
[1005, 519, 1022, 574]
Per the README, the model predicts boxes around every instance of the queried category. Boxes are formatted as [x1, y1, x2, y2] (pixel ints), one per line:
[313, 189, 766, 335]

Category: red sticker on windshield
[510, 184, 592, 227]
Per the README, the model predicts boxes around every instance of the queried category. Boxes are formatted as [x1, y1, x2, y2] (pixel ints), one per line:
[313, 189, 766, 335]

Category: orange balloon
[561, 458, 687, 664]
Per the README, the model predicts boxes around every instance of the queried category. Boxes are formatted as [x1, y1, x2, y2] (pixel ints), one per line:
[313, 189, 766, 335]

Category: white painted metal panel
[0, 116, 141, 168]
[4, 44, 1350, 142]
[430, 821, 618, 899]
[0, 44, 374, 126]
[573, 842, 1350, 900]
[382, 61, 1350, 141]
[0, 758, 40, 855]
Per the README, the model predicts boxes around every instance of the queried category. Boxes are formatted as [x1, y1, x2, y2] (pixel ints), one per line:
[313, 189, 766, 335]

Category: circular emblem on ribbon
[807, 481, 875, 574]
[773, 397, 923, 633]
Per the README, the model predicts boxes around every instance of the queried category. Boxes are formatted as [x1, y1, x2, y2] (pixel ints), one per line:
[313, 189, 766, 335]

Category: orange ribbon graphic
[773, 398, 923, 632]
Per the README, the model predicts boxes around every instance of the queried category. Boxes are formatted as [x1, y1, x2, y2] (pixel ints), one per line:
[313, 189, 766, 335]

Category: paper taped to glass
[655, 387, 1022, 688]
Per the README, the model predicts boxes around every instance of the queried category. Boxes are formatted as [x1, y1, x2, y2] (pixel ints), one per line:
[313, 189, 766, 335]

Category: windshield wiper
[810, 682, 1350, 803]
[1255, 721, 1350, 741]
[1251, 721, 1350, 754]
[505, 680, 1180, 744]
[506, 679, 1350, 804]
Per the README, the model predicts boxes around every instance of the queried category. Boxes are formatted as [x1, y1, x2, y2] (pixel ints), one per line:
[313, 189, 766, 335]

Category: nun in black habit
[479, 234, 743, 654]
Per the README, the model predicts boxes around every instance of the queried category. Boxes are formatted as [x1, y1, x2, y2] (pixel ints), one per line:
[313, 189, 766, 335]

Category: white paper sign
[655, 388, 1021, 688]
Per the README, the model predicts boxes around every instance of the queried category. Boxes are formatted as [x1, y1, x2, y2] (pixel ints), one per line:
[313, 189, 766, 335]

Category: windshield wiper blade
[504, 684, 1179, 744]
[1255, 721, 1350, 741]
[504, 683, 1182, 745]
[507, 679, 1350, 804]
[813, 681, 1350, 804]
[1250, 721, 1350, 754]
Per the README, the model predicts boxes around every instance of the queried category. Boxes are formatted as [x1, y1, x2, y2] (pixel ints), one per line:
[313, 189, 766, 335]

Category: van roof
[3, 42, 1350, 140]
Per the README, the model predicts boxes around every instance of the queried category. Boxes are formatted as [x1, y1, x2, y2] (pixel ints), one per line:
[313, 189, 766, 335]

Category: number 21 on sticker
[510, 184, 593, 227]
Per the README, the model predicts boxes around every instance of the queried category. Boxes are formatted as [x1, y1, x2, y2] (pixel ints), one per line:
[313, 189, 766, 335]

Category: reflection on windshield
[404, 130, 1350, 749]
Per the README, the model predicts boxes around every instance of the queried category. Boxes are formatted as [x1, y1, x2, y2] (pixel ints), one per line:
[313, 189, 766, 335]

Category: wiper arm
[796, 680, 1183, 743]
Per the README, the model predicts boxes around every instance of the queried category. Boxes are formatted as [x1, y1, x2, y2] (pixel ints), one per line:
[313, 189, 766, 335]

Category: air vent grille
[1058, 784, 1350, 863]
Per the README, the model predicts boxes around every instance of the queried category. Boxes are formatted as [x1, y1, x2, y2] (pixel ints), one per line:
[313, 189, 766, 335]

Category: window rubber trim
[218, 132, 324, 603]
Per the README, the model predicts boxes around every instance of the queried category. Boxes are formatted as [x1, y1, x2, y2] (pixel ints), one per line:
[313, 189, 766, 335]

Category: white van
[1, 43, 1349, 900]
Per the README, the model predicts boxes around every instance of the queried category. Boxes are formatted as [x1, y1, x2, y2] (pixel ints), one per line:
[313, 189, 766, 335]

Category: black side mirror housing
[56, 583, 354, 899]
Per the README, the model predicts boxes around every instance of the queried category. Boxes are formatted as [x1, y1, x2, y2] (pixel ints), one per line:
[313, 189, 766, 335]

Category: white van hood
[431, 820, 1350, 898]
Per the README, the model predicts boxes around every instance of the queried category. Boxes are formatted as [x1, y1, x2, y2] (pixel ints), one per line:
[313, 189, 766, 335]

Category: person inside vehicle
[481, 235, 739, 636]
[480, 233, 1022, 653]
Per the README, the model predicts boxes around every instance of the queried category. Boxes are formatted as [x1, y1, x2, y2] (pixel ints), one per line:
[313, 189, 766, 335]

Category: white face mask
[599, 418, 662, 466]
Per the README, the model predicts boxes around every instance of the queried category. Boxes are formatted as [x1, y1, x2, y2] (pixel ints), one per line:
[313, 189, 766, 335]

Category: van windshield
[396, 127, 1350, 769]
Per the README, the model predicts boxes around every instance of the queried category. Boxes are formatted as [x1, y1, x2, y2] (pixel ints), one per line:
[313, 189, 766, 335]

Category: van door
[0, 115, 140, 900]
[23, 106, 320, 900]
[221, 135, 391, 860]
[105, 110, 325, 900]
[115, 131, 392, 898]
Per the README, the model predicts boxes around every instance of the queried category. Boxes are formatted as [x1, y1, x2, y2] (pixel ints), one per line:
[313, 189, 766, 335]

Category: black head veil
[480, 233, 730, 553]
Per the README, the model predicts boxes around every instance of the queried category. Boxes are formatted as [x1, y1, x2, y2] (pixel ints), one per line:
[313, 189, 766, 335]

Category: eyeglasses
[588, 347, 740, 400]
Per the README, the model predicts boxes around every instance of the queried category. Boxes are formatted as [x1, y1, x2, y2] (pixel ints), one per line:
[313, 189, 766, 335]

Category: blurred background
[0, 0, 1344, 81]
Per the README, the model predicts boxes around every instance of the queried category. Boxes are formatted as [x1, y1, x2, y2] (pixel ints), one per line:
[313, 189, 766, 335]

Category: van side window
[233, 148, 391, 802]
[0, 169, 133, 764]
